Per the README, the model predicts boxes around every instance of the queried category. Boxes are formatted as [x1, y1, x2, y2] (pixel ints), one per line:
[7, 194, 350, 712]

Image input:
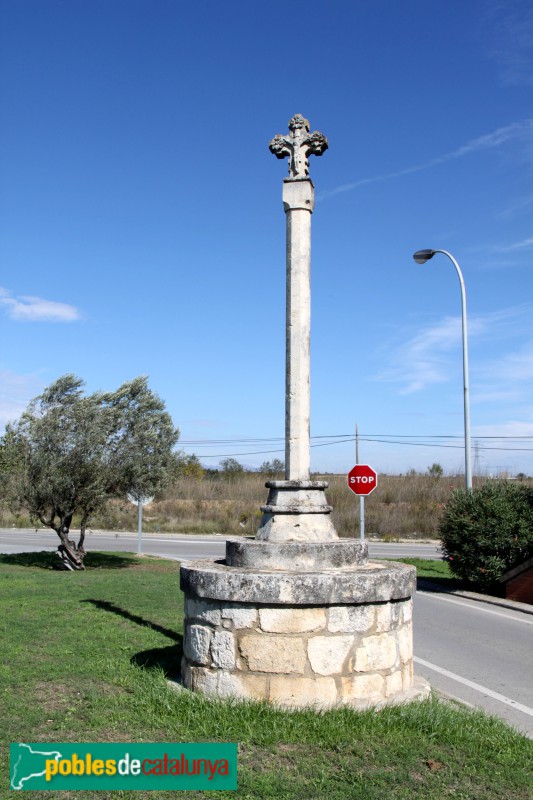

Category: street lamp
[412, 248, 472, 490]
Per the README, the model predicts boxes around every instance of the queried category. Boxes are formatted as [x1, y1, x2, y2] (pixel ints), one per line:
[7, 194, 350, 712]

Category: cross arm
[269, 134, 292, 160]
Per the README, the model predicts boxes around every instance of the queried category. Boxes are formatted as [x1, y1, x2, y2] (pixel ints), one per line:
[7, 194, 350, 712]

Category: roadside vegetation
[1, 553, 531, 799]
[440, 481, 533, 592]
[3, 469, 531, 540]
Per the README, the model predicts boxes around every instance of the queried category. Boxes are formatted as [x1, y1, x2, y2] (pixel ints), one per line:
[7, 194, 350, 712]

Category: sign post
[347, 464, 378, 541]
[127, 494, 154, 555]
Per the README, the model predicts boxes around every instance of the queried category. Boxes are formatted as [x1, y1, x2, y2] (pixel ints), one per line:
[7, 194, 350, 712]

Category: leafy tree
[439, 481, 533, 591]
[427, 463, 444, 479]
[219, 457, 244, 478]
[0, 375, 179, 569]
[104, 377, 179, 501]
[175, 453, 205, 479]
[258, 458, 285, 478]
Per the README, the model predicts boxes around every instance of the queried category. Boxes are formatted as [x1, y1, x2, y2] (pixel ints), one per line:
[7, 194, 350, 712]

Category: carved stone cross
[269, 114, 328, 179]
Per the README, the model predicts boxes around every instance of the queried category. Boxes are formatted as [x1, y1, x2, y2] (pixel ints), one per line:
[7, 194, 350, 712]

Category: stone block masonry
[180, 562, 428, 709]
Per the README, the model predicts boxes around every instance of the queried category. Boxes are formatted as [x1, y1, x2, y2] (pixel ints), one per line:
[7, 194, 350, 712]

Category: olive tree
[1, 374, 179, 569]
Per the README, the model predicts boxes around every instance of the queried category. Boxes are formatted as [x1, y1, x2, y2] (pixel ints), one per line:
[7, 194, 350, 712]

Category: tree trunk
[55, 515, 86, 570]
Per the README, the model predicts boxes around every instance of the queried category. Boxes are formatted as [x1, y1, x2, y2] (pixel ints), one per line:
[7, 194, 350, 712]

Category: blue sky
[1, 0, 532, 477]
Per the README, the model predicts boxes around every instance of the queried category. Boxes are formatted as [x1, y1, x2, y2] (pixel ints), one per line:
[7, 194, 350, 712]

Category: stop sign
[347, 464, 378, 496]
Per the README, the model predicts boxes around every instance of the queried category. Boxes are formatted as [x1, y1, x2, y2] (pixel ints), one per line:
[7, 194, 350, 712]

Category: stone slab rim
[260, 504, 333, 515]
[265, 480, 329, 489]
[180, 559, 416, 605]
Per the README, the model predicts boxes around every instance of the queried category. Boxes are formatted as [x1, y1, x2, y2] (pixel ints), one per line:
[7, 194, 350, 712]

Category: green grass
[1, 552, 531, 799]
[394, 558, 452, 581]
[395, 558, 501, 594]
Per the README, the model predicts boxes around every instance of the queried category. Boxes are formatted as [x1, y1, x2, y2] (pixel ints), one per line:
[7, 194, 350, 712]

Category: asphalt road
[2, 528, 531, 737]
[0, 528, 441, 561]
[414, 590, 533, 737]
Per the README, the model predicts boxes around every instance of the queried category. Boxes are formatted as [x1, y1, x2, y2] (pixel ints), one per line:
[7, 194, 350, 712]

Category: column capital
[282, 178, 315, 213]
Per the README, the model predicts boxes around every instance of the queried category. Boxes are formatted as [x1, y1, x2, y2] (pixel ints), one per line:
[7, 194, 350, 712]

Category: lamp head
[413, 249, 436, 264]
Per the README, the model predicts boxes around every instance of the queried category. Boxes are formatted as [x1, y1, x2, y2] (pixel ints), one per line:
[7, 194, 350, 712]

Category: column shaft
[283, 179, 314, 481]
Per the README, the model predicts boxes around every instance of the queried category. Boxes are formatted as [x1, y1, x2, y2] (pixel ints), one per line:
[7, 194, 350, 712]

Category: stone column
[284, 178, 313, 481]
[255, 114, 335, 542]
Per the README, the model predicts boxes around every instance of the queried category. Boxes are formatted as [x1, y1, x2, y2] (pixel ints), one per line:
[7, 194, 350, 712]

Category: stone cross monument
[270, 114, 327, 480]
[179, 115, 430, 709]
[255, 115, 336, 543]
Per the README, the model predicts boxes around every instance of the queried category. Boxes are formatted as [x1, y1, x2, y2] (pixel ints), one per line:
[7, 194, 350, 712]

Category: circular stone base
[180, 559, 424, 709]
[226, 538, 368, 570]
[171, 674, 431, 711]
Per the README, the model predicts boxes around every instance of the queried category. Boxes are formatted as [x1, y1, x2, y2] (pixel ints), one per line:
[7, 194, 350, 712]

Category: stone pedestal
[256, 480, 337, 542]
[180, 535, 430, 709]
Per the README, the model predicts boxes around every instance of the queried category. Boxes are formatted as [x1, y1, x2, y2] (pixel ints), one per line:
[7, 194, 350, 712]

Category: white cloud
[474, 420, 533, 439]
[0, 287, 81, 322]
[486, 1, 533, 87]
[499, 193, 533, 218]
[0, 370, 42, 429]
[496, 237, 533, 252]
[376, 306, 532, 395]
[319, 119, 533, 200]
[483, 341, 533, 383]
[376, 314, 490, 394]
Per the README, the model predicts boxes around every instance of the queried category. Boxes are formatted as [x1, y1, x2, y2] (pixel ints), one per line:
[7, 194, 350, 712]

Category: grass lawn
[1, 552, 531, 799]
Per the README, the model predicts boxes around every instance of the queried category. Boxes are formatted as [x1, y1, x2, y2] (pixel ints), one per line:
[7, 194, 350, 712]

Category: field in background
[3, 473, 531, 539]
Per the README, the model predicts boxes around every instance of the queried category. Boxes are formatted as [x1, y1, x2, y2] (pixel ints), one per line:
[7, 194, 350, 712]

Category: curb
[417, 578, 533, 616]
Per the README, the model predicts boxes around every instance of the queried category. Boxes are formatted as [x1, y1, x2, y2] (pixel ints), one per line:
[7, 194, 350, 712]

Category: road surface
[0, 528, 441, 561]
[1, 528, 531, 737]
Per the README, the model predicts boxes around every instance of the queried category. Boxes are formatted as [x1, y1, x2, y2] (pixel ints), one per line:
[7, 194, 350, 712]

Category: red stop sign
[347, 464, 378, 496]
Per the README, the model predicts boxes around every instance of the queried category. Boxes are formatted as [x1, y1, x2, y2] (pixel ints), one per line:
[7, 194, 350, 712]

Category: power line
[178, 432, 533, 459]
[179, 433, 533, 445]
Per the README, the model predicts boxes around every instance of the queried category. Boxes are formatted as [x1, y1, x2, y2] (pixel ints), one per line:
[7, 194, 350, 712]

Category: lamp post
[413, 249, 472, 490]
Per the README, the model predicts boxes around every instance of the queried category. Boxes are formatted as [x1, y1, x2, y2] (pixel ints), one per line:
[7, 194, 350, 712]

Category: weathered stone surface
[189, 666, 218, 694]
[401, 599, 413, 624]
[184, 597, 221, 626]
[328, 605, 374, 634]
[396, 675, 431, 705]
[181, 560, 416, 605]
[257, 510, 338, 542]
[184, 624, 211, 665]
[340, 673, 385, 702]
[269, 675, 337, 708]
[397, 626, 413, 663]
[210, 630, 235, 670]
[259, 607, 326, 634]
[385, 671, 403, 697]
[226, 537, 368, 570]
[217, 671, 268, 700]
[269, 114, 328, 181]
[375, 601, 403, 632]
[181, 657, 192, 688]
[260, 481, 331, 509]
[402, 661, 414, 689]
[354, 633, 398, 672]
[308, 635, 353, 675]
[239, 634, 306, 674]
[221, 604, 258, 629]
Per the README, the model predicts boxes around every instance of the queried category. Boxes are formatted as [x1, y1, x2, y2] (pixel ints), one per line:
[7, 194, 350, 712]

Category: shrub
[439, 481, 533, 591]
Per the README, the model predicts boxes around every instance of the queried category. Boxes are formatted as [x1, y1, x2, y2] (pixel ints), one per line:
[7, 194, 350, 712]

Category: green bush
[439, 481, 533, 592]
